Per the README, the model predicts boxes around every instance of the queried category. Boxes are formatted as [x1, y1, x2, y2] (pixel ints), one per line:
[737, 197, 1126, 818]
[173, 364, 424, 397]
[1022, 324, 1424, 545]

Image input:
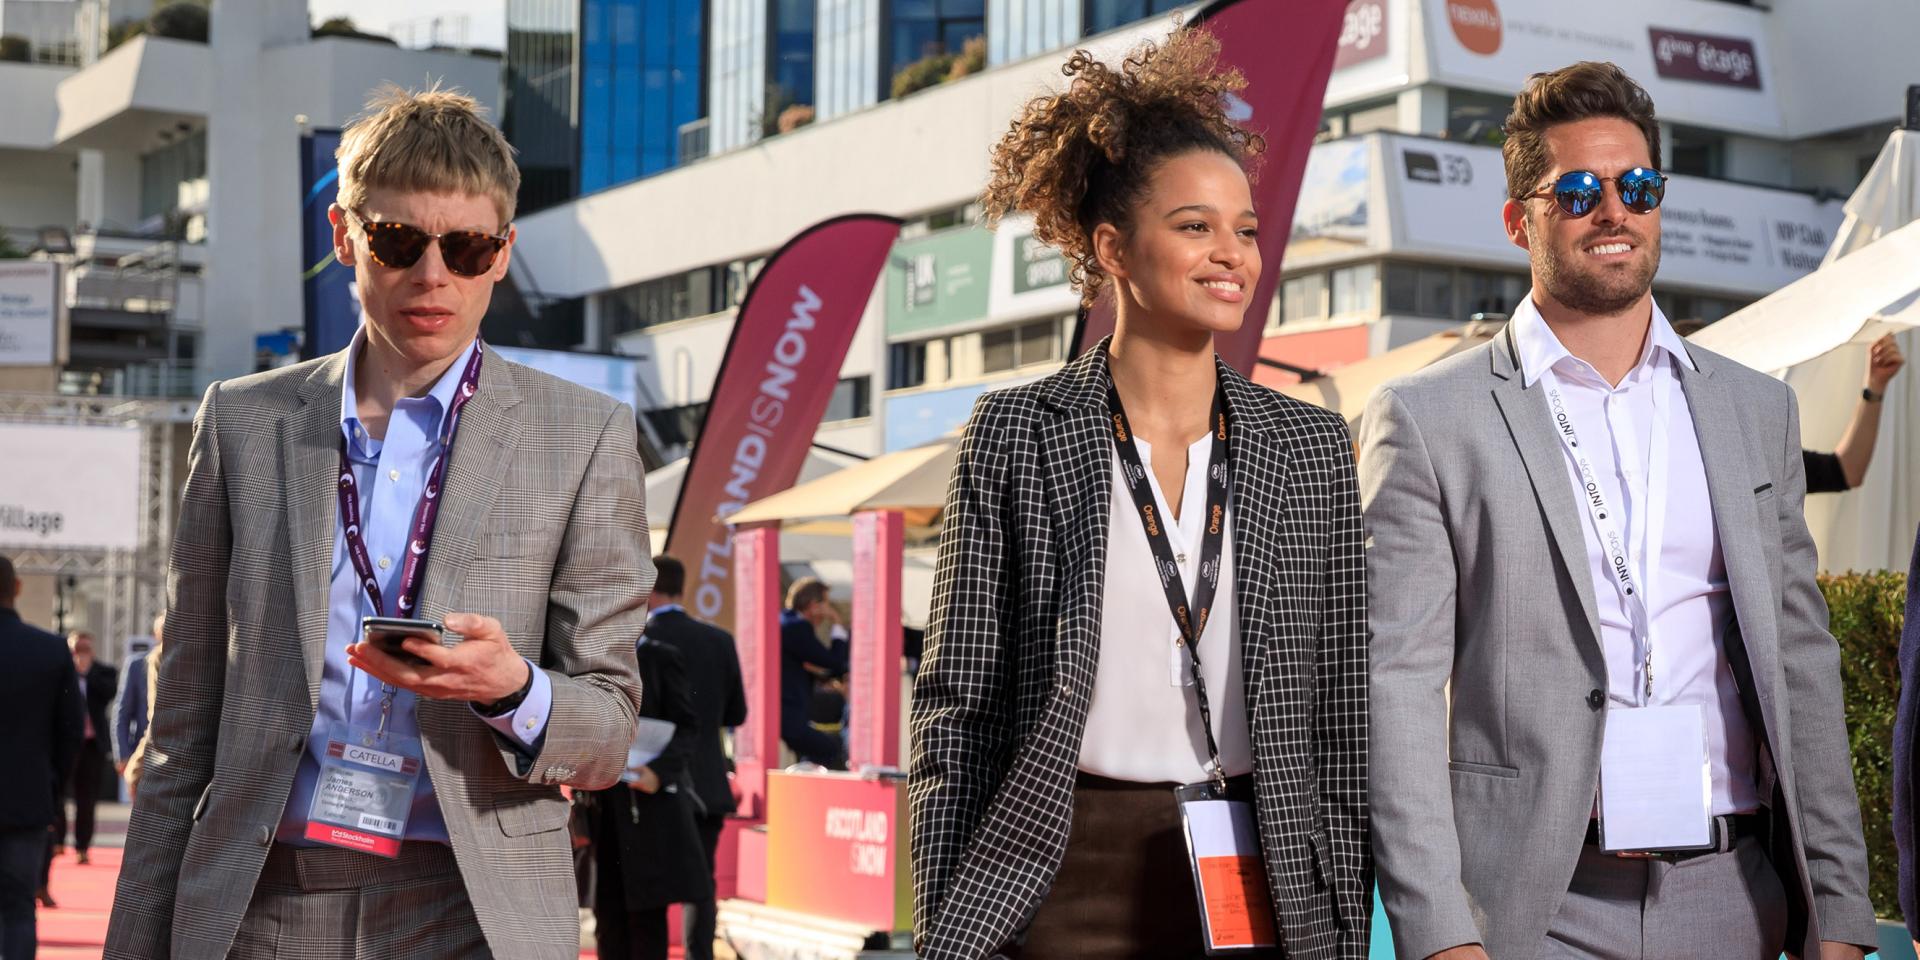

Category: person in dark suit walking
[0, 555, 86, 959]
[587, 634, 712, 960]
[642, 556, 746, 960]
[54, 631, 117, 866]
[1894, 523, 1920, 959]
[113, 613, 164, 799]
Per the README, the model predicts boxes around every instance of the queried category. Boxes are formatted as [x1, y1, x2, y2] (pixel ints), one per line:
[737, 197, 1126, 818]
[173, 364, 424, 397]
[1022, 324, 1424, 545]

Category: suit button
[258, 826, 272, 846]
[289, 734, 305, 753]
[1587, 689, 1606, 710]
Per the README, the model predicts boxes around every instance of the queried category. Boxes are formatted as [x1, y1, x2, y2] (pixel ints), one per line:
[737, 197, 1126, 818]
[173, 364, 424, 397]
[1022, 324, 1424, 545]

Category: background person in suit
[642, 555, 746, 960]
[1896, 523, 1920, 958]
[54, 631, 117, 866]
[587, 636, 712, 960]
[909, 28, 1369, 960]
[1363, 62, 1874, 960]
[779, 578, 848, 769]
[104, 85, 652, 960]
[0, 555, 85, 959]
[114, 613, 164, 800]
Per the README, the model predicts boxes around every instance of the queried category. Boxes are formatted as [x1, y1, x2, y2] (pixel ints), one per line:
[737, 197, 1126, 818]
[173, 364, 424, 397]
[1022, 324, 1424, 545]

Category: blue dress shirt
[277, 332, 554, 846]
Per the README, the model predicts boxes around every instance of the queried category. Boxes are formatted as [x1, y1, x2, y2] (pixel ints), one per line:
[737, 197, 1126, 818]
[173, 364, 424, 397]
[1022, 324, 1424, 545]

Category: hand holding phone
[361, 616, 443, 667]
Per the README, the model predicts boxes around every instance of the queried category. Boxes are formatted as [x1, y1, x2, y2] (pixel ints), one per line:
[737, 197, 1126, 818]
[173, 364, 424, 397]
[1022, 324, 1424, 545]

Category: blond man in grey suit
[1363, 63, 1874, 960]
[104, 87, 652, 960]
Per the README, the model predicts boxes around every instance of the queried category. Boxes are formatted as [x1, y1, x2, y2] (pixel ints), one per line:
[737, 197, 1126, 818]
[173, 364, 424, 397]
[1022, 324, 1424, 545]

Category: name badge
[305, 722, 425, 858]
[1597, 703, 1713, 854]
[1174, 781, 1279, 954]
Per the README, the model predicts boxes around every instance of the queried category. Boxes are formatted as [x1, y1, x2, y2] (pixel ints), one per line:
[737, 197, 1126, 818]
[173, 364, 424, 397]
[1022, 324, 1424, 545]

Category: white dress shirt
[1511, 294, 1760, 815]
[1078, 431, 1253, 783]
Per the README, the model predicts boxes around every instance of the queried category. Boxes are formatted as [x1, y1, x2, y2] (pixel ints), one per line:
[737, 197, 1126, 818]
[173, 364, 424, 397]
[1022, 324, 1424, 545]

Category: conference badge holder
[1175, 778, 1281, 954]
[304, 720, 424, 858]
[1597, 703, 1713, 857]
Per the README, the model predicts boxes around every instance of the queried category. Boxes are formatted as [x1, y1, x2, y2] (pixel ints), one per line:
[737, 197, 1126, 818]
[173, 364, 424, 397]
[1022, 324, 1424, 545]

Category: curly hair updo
[981, 26, 1265, 307]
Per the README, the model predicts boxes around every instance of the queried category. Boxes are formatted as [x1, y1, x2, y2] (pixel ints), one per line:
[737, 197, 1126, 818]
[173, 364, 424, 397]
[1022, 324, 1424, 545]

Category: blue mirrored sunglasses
[1521, 168, 1667, 218]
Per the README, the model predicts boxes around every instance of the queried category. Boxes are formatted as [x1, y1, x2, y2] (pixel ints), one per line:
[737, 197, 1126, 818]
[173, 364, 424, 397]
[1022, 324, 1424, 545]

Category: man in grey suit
[1362, 62, 1875, 960]
[104, 86, 651, 960]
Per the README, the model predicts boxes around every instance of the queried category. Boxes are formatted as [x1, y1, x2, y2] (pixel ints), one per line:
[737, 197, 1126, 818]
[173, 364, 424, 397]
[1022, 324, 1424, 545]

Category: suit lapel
[285, 355, 349, 712]
[415, 346, 524, 626]
[1675, 354, 1781, 726]
[1487, 329, 1607, 675]
[1038, 344, 1116, 685]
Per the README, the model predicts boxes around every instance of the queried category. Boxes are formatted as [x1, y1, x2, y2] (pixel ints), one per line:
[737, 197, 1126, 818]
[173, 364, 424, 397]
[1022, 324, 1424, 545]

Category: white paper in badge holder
[1598, 704, 1713, 852]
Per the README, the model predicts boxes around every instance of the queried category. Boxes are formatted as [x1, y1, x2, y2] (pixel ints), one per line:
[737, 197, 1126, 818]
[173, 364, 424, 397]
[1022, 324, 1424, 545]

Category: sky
[305, 0, 507, 51]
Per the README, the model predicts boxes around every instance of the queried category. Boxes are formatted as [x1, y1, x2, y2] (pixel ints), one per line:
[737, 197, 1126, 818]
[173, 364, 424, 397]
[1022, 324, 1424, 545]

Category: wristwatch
[477, 663, 536, 717]
[1863, 387, 1884, 403]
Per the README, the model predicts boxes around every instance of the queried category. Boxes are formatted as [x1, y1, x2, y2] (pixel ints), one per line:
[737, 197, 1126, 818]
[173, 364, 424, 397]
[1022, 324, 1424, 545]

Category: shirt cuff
[475, 660, 553, 752]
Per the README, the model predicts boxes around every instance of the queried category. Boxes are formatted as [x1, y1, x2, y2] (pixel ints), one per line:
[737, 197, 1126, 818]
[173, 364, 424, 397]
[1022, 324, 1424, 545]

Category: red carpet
[33, 844, 628, 959]
[35, 846, 117, 960]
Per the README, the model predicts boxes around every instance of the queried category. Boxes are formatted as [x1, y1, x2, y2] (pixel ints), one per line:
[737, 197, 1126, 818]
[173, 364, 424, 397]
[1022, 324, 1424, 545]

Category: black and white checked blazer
[909, 340, 1370, 960]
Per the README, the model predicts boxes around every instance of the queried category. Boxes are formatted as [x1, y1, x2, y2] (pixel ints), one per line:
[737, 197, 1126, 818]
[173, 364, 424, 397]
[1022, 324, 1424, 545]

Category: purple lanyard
[337, 344, 484, 618]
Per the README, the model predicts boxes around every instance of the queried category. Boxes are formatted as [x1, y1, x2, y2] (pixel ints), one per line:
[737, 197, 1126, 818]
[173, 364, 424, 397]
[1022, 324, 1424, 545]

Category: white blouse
[1076, 430, 1253, 784]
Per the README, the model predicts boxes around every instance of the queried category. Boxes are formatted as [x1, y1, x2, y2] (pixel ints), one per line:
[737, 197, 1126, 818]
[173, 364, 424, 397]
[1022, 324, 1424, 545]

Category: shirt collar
[339, 325, 481, 448]
[649, 603, 685, 620]
[1509, 291, 1696, 388]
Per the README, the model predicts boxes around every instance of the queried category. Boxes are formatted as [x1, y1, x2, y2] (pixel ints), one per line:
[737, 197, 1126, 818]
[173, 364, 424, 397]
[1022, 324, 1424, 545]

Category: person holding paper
[586, 635, 711, 960]
[1362, 61, 1874, 960]
[910, 27, 1369, 960]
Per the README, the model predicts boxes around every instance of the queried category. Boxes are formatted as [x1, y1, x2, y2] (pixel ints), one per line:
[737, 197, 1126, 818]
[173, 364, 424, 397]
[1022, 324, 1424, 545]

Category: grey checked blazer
[104, 345, 653, 960]
[910, 342, 1371, 960]
[1362, 328, 1876, 960]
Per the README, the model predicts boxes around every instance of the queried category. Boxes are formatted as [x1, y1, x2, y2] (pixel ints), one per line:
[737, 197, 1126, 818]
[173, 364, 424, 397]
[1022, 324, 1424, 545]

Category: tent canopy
[725, 437, 956, 527]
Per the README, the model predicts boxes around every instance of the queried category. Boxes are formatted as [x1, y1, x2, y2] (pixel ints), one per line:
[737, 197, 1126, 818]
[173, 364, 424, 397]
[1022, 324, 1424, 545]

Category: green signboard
[884, 227, 993, 338]
[1012, 232, 1070, 294]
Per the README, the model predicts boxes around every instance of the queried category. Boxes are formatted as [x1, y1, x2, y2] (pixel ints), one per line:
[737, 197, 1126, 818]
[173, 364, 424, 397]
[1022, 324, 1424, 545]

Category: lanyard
[336, 343, 484, 729]
[1105, 381, 1232, 790]
[1541, 360, 1671, 705]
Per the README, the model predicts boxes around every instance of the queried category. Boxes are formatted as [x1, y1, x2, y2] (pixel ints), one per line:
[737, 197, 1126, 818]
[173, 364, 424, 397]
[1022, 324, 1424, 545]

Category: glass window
[1446, 89, 1513, 145]
[1343, 100, 1398, 137]
[505, 0, 582, 212]
[1460, 270, 1528, 319]
[1281, 274, 1327, 324]
[1084, 0, 1184, 36]
[1330, 263, 1378, 317]
[773, 0, 817, 107]
[1669, 125, 1726, 179]
[886, 0, 984, 79]
[578, 0, 706, 192]
[823, 377, 872, 421]
[1385, 263, 1456, 317]
[980, 328, 1017, 373]
[888, 341, 928, 389]
[1017, 318, 1059, 366]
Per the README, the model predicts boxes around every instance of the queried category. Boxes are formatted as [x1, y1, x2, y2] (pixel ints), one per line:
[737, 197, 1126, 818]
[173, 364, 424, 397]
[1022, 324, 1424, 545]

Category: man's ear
[330, 204, 356, 267]
[1502, 199, 1532, 254]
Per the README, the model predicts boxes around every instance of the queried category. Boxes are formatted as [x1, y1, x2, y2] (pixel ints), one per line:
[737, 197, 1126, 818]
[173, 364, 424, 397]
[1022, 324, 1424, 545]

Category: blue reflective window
[1084, 0, 1181, 36]
[887, 0, 983, 76]
[579, 0, 708, 190]
[774, 0, 817, 106]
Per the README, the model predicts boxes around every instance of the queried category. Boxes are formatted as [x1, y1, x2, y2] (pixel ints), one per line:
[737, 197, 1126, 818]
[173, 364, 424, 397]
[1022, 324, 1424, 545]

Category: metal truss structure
[0, 392, 196, 649]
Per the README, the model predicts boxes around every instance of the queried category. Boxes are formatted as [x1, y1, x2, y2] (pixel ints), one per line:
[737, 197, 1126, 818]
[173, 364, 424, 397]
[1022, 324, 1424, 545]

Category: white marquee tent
[1689, 130, 1920, 573]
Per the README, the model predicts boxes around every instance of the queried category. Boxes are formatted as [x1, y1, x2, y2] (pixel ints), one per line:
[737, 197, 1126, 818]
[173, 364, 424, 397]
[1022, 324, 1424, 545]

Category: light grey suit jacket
[104, 346, 653, 960]
[1360, 328, 1875, 960]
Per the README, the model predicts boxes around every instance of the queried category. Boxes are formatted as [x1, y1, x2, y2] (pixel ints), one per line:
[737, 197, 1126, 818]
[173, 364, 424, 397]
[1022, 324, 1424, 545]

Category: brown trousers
[1013, 773, 1284, 960]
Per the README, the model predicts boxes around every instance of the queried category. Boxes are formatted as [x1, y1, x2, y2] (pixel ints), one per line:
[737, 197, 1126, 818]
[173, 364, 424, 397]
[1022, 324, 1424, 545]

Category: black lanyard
[1105, 381, 1232, 789]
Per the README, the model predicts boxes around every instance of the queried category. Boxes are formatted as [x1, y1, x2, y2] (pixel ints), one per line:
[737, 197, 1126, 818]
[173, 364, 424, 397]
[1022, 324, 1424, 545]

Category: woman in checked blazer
[908, 28, 1370, 960]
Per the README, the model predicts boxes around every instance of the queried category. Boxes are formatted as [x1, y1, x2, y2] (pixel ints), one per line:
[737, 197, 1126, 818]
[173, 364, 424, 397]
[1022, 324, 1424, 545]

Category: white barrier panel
[0, 422, 142, 550]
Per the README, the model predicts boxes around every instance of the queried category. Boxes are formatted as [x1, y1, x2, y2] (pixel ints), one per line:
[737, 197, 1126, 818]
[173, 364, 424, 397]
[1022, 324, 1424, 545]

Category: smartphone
[361, 616, 443, 667]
